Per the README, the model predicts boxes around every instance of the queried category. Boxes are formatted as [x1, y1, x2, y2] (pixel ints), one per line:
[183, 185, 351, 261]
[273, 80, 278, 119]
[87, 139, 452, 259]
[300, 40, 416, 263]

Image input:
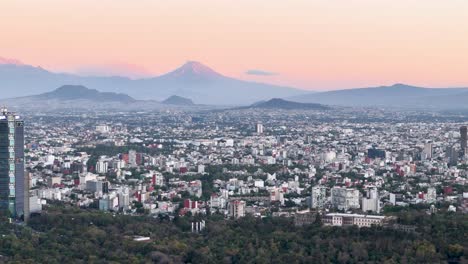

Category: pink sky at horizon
[1, 0, 468, 90]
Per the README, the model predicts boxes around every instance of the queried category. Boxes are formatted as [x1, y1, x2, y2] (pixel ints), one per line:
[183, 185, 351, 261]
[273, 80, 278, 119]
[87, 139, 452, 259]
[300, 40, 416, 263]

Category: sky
[1, 0, 468, 90]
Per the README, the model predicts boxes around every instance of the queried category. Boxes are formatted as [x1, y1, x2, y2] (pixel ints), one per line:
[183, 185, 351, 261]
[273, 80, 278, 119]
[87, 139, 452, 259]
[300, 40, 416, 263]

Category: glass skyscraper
[0, 107, 27, 219]
[461, 126, 467, 155]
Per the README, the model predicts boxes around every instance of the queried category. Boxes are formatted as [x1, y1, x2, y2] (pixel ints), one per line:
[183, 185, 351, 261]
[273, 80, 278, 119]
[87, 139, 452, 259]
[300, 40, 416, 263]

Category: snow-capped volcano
[163, 61, 224, 79]
[0, 57, 305, 105]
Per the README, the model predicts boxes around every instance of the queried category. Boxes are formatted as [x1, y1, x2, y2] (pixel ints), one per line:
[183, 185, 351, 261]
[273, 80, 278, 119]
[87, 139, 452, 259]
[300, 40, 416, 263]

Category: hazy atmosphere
[1, 1, 468, 263]
[2, 0, 468, 89]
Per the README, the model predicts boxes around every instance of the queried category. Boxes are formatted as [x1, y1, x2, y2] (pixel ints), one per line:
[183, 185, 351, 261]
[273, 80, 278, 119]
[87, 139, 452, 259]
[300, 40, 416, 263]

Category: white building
[112, 160, 126, 170]
[426, 187, 437, 203]
[210, 194, 227, 209]
[322, 213, 386, 228]
[29, 195, 42, 214]
[79, 173, 97, 189]
[254, 180, 265, 188]
[331, 187, 360, 211]
[96, 160, 108, 174]
[96, 125, 111, 133]
[322, 151, 337, 162]
[256, 123, 264, 134]
[128, 150, 137, 167]
[265, 156, 276, 165]
[311, 186, 327, 209]
[228, 200, 246, 219]
[270, 187, 285, 205]
[118, 188, 130, 210]
[361, 187, 380, 213]
[198, 164, 205, 174]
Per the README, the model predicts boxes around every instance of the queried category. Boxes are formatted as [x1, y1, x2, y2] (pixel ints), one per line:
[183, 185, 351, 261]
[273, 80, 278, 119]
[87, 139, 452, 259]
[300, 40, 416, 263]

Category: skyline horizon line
[2, 55, 468, 92]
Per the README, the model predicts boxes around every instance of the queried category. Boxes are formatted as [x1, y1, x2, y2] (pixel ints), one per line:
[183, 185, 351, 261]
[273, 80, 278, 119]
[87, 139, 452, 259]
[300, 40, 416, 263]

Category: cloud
[245, 69, 278, 76]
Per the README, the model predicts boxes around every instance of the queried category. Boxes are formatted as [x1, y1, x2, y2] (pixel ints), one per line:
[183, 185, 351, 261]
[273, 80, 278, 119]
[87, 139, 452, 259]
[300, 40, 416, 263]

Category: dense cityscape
[0, 105, 466, 262]
[2, 1, 468, 262]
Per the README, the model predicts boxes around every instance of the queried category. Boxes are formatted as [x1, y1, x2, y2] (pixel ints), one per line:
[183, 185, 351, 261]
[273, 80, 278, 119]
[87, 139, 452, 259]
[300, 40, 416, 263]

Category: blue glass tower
[0, 107, 27, 219]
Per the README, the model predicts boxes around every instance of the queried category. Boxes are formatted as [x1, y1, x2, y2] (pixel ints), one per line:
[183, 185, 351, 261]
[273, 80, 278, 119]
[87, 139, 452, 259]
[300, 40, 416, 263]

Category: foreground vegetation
[0, 206, 466, 263]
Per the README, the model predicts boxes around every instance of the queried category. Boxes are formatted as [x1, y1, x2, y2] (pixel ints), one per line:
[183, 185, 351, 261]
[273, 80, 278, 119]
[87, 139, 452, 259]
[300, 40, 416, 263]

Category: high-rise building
[256, 123, 264, 134]
[311, 186, 327, 209]
[446, 145, 458, 166]
[128, 150, 137, 167]
[331, 187, 360, 211]
[422, 142, 433, 160]
[118, 187, 130, 210]
[228, 200, 246, 219]
[461, 126, 467, 155]
[95, 160, 108, 174]
[361, 187, 380, 213]
[0, 108, 28, 220]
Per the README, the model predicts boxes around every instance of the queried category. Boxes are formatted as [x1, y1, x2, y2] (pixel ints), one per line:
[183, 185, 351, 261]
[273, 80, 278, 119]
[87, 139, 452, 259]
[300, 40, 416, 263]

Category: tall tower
[0, 107, 28, 220]
[311, 186, 327, 209]
[256, 123, 264, 134]
[461, 126, 467, 155]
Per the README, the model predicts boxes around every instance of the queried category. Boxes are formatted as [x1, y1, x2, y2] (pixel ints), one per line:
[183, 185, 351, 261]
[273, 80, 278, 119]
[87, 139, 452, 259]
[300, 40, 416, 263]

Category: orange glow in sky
[1, 0, 468, 90]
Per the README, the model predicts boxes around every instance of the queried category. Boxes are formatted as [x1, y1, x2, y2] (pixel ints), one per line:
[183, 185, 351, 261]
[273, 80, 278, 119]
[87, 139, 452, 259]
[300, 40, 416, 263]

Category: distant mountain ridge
[0, 58, 305, 105]
[0, 85, 215, 111]
[290, 84, 468, 109]
[162, 95, 194, 105]
[37, 85, 136, 102]
[247, 98, 329, 110]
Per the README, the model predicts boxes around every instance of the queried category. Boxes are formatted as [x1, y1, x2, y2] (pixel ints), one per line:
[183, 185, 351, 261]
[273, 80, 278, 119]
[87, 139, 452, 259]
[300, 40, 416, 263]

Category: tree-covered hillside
[0, 206, 466, 263]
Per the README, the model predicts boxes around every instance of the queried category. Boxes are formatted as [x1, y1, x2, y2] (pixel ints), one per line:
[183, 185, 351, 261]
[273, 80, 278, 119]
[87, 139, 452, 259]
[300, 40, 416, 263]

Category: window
[9, 186, 15, 196]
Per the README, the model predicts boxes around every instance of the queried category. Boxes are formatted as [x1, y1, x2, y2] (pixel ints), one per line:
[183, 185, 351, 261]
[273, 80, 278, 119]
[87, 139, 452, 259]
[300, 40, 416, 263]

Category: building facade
[361, 187, 380, 213]
[322, 213, 386, 228]
[228, 200, 246, 219]
[294, 210, 317, 226]
[311, 186, 327, 209]
[256, 123, 264, 134]
[331, 187, 360, 211]
[461, 126, 467, 155]
[0, 108, 28, 219]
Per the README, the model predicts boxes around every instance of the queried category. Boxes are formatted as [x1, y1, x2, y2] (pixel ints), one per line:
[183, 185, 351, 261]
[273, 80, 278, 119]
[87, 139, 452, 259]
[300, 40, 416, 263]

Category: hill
[290, 83, 468, 109]
[37, 85, 136, 102]
[0, 85, 223, 111]
[162, 95, 194, 105]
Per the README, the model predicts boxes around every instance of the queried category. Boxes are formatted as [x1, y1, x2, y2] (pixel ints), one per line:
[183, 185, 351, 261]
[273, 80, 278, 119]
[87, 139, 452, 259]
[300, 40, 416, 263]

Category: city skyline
[2, 0, 468, 90]
[1, 1, 467, 263]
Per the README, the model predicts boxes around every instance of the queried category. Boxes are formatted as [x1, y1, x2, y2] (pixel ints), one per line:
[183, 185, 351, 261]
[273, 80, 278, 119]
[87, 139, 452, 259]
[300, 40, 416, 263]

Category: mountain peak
[0, 56, 24, 66]
[164, 61, 224, 79]
[162, 95, 194, 105]
[384, 83, 421, 89]
[55, 84, 93, 93]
